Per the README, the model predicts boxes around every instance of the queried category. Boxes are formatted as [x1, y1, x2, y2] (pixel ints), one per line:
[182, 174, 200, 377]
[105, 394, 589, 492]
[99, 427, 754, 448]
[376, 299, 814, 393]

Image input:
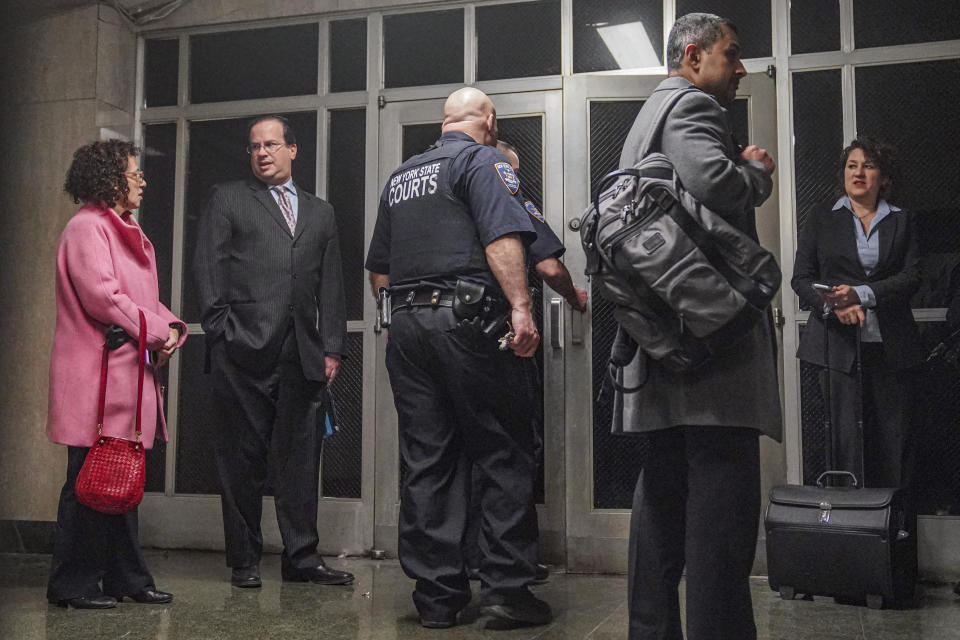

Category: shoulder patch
[524, 200, 545, 223]
[494, 162, 520, 195]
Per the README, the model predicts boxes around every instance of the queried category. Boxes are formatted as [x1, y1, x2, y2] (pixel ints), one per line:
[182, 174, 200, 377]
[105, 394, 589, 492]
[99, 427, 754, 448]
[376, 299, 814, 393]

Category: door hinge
[377, 95, 387, 110]
[766, 64, 776, 79]
[772, 306, 785, 328]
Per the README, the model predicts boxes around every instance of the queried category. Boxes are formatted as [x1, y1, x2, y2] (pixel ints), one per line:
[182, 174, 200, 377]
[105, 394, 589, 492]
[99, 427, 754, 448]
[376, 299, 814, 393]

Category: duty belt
[391, 288, 455, 312]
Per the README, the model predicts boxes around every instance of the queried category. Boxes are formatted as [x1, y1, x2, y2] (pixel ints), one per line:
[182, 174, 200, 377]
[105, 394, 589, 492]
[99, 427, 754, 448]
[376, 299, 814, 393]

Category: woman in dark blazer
[792, 137, 923, 488]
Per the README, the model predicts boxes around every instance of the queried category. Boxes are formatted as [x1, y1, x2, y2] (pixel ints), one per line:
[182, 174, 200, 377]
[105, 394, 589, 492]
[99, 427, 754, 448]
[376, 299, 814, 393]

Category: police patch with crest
[524, 200, 545, 223]
[494, 162, 520, 195]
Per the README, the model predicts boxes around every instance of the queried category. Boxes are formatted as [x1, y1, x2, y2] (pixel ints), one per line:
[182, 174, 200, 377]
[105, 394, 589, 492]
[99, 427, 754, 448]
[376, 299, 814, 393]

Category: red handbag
[75, 309, 147, 515]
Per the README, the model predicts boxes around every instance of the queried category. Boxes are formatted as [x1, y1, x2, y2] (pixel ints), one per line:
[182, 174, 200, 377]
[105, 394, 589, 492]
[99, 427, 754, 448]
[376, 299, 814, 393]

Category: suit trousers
[385, 306, 540, 621]
[628, 426, 760, 640]
[210, 326, 325, 569]
[821, 342, 914, 489]
[47, 446, 154, 601]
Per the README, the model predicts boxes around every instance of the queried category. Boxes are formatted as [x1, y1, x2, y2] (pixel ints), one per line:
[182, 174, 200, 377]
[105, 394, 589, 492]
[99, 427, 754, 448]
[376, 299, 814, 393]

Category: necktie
[273, 186, 296, 233]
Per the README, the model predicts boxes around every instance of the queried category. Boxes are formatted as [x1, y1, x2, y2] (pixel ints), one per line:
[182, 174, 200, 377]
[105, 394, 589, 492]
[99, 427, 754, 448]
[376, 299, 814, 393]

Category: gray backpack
[580, 88, 781, 375]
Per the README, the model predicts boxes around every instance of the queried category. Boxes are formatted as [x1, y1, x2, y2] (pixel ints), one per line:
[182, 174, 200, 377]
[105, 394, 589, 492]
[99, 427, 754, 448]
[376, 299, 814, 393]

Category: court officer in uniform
[463, 140, 587, 583]
[365, 87, 552, 628]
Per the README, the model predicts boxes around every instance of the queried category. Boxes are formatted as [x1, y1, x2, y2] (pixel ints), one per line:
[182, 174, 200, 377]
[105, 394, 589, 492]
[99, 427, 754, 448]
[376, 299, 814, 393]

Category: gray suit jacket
[193, 179, 347, 382]
[613, 76, 782, 440]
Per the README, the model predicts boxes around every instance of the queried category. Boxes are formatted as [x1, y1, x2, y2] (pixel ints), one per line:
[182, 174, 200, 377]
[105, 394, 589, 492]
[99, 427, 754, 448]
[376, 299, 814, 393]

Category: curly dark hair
[64, 139, 141, 206]
[837, 136, 899, 202]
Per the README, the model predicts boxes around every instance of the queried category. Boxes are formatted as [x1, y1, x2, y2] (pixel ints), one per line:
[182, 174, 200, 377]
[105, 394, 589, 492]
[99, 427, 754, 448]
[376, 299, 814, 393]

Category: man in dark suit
[616, 14, 780, 639]
[194, 115, 352, 588]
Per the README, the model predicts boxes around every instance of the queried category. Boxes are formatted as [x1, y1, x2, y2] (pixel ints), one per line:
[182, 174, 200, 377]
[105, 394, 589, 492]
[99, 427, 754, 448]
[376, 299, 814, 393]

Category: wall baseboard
[0, 520, 56, 554]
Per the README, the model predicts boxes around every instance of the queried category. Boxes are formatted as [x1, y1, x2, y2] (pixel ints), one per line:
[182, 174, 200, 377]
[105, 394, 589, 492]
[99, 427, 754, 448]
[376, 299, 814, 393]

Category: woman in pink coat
[46, 139, 187, 609]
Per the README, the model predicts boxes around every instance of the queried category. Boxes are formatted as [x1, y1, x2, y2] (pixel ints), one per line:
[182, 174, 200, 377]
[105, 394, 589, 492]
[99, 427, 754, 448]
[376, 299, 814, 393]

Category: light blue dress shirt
[269, 178, 299, 226]
[831, 195, 901, 343]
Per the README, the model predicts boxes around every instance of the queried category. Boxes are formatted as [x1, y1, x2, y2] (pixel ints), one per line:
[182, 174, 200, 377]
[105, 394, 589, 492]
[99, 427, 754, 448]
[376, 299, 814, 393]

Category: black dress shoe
[281, 557, 354, 585]
[125, 588, 173, 604]
[480, 590, 552, 626]
[50, 595, 117, 609]
[231, 565, 262, 588]
[534, 563, 550, 583]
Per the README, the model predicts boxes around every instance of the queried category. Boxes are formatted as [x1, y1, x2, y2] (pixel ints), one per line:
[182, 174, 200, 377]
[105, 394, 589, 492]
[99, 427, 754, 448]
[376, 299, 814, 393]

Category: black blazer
[792, 201, 923, 373]
[193, 180, 347, 381]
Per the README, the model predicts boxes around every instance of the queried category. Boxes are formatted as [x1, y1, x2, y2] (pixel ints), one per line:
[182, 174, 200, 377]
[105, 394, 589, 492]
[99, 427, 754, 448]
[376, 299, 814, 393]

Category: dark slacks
[210, 327, 325, 569]
[47, 446, 154, 601]
[628, 426, 760, 640]
[822, 342, 914, 488]
[386, 306, 539, 621]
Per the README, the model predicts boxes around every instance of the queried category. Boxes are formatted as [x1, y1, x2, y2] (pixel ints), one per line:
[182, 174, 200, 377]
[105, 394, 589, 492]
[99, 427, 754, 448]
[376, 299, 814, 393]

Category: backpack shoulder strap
[634, 86, 699, 160]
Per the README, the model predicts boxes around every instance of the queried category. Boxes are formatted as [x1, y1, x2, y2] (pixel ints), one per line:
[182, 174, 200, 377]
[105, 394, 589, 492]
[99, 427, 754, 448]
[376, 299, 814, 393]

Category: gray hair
[666, 13, 738, 71]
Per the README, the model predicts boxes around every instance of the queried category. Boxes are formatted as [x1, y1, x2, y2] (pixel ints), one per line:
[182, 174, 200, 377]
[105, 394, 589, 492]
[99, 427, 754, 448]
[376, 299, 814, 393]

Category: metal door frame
[372, 90, 567, 560]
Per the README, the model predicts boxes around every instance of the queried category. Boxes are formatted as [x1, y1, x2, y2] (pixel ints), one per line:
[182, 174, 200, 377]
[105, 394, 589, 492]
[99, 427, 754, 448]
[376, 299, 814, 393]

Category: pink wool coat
[46, 202, 187, 449]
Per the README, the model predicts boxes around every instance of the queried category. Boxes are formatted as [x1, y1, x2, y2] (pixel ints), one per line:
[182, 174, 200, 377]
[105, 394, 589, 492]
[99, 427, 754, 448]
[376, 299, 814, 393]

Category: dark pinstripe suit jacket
[193, 179, 346, 382]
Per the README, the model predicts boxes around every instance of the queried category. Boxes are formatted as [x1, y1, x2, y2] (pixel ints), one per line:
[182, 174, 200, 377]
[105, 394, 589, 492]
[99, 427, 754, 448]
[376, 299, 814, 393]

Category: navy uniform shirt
[365, 131, 536, 292]
[516, 187, 564, 266]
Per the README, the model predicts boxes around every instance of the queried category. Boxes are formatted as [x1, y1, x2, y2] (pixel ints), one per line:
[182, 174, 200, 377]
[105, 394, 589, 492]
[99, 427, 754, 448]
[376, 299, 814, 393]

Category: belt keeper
[430, 288, 441, 307]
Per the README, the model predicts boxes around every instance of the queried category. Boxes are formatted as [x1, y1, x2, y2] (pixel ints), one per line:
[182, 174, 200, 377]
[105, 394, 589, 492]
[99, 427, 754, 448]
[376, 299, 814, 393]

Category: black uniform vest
[385, 139, 489, 287]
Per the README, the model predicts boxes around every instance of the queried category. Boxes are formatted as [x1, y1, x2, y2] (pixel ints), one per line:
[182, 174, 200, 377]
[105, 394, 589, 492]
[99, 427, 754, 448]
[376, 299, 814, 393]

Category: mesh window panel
[799, 322, 960, 515]
[856, 60, 960, 309]
[190, 25, 318, 104]
[144, 38, 178, 107]
[674, 1, 771, 59]
[140, 123, 176, 309]
[854, 1, 960, 49]
[328, 109, 366, 322]
[498, 115, 546, 503]
[175, 336, 220, 494]
[145, 364, 168, 493]
[790, 0, 840, 54]
[402, 123, 441, 162]
[182, 112, 317, 323]
[321, 333, 363, 498]
[792, 70, 842, 243]
[589, 100, 650, 509]
[329, 19, 367, 93]
[573, 0, 662, 73]
[384, 10, 463, 88]
[476, 1, 561, 81]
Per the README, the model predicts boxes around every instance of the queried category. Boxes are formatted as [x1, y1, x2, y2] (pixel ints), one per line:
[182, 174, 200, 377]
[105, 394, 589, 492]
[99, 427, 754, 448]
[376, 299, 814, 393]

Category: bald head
[496, 141, 519, 171]
[442, 87, 498, 146]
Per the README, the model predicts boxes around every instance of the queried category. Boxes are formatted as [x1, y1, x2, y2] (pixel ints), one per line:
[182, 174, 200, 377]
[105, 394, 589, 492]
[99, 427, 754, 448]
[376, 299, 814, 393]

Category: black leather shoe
[281, 557, 354, 585]
[481, 590, 552, 626]
[534, 563, 550, 583]
[50, 595, 117, 609]
[231, 565, 262, 588]
[125, 588, 173, 604]
[420, 616, 457, 629]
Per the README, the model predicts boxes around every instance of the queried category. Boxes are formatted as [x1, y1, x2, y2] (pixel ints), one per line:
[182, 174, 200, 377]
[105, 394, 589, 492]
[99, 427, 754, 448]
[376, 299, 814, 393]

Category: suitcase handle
[816, 470, 859, 488]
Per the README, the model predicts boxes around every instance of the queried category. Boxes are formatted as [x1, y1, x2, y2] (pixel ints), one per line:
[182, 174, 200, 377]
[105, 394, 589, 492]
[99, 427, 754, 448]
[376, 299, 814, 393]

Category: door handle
[570, 303, 584, 345]
[550, 298, 563, 348]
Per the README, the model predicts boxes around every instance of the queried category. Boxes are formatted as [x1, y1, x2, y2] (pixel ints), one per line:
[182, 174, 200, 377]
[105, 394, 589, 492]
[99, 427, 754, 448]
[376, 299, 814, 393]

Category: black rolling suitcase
[764, 320, 917, 609]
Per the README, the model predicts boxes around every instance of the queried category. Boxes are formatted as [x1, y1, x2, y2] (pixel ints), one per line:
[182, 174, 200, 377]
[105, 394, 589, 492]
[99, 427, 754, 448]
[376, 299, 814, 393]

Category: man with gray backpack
[607, 13, 782, 639]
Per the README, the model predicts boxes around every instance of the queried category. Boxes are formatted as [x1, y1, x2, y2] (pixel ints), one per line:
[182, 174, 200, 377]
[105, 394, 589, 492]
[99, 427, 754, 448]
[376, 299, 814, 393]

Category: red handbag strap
[96, 309, 147, 442]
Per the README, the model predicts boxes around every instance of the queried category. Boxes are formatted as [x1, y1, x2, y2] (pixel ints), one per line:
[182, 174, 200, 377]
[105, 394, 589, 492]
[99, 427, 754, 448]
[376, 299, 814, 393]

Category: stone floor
[1, 551, 958, 639]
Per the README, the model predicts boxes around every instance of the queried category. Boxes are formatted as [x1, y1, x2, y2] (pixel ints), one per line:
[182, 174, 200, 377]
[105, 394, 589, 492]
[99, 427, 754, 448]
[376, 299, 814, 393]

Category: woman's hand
[834, 304, 865, 326]
[825, 284, 860, 309]
[156, 326, 180, 367]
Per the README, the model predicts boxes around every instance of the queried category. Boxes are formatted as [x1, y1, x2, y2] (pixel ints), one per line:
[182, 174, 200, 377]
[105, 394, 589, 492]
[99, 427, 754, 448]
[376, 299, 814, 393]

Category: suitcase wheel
[866, 594, 883, 610]
[778, 586, 795, 600]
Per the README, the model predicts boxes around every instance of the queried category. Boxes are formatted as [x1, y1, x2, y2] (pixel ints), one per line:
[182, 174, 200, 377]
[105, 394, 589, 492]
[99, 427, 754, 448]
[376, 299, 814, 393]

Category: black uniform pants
[821, 342, 914, 489]
[210, 327, 325, 569]
[386, 306, 539, 620]
[47, 446, 154, 601]
[628, 426, 760, 640]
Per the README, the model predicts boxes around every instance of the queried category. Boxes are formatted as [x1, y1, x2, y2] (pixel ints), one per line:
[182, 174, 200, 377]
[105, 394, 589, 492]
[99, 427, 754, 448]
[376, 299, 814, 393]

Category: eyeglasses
[246, 141, 287, 155]
[124, 170, 145, 183]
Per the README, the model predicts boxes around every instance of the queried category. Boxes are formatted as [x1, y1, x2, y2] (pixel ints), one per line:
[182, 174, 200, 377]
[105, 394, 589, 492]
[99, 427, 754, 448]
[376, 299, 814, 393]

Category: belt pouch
[452, 280, 485, 320]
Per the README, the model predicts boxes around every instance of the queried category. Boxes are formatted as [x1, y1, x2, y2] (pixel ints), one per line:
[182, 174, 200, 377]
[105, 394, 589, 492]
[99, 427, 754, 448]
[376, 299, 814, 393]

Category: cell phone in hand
[812, 283, 831, 292]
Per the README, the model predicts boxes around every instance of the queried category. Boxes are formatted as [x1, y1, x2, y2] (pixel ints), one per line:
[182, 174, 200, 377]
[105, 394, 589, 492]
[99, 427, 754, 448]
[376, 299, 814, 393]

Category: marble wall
[0, 3, 136, 521]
